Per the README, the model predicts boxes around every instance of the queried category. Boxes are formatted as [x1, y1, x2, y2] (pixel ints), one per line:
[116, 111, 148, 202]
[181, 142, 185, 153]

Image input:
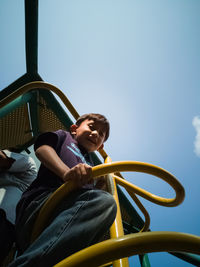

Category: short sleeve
[34, 132, 58, 151]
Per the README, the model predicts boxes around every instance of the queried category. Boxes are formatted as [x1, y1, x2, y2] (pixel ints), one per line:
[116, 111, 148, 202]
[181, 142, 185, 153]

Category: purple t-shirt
[31, 130, 94, 189]
[16, 130, 94, 222]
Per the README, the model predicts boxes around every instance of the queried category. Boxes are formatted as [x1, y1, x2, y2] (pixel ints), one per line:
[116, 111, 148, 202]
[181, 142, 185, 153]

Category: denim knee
[92, 190, 117, 220]
[99, 190, 116, 209]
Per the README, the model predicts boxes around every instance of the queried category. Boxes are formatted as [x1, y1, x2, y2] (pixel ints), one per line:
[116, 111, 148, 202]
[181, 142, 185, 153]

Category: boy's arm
[35, 145, 92, 187]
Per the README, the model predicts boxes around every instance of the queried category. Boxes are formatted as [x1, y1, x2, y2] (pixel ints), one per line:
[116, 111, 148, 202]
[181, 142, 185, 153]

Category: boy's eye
[89, 124, 94, 130]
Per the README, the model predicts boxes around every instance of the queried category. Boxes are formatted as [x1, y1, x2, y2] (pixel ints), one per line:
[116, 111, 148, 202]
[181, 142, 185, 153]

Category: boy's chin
[86, 147, 96, 153]
[81, 144, 95, 153]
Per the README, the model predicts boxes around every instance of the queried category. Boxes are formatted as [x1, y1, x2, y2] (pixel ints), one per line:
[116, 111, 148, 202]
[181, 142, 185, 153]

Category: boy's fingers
[63, 163, 93, 186]
[78, 164, 92, 184]
[86, 165, 93, 181]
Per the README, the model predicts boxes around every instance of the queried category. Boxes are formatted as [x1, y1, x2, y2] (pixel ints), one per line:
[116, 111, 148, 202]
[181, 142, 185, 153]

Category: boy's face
[70, 119, 106, 152]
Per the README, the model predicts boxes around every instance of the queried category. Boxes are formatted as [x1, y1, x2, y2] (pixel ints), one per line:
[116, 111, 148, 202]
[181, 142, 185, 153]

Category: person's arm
[0, 150, 15, 171]
[35, 145, 92, 187]
[1, 150, 37, 185]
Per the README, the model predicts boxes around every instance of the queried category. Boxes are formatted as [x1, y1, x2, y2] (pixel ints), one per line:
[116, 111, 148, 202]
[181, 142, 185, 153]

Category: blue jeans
[9, 189, 117, 267]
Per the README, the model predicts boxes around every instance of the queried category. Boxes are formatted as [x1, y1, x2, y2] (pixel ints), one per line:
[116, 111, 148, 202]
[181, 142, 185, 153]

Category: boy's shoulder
[55, 129, 72, 141]
[54, 130, 76, 149]
[55, 129, 69, 136]
[35, 130, 73, 152]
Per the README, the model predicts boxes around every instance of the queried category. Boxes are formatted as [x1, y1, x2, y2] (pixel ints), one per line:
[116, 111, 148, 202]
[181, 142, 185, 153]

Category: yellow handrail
[31, 161, 185, 243]
[54, 231, 200, 267]
[92, 161, 185, 207]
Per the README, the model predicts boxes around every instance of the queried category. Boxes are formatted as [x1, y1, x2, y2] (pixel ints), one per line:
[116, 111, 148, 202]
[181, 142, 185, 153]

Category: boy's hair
[76, 113, 110, 142]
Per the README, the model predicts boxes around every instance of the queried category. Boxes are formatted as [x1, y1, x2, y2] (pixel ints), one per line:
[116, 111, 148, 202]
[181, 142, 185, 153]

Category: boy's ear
[70, 124, 78, 135]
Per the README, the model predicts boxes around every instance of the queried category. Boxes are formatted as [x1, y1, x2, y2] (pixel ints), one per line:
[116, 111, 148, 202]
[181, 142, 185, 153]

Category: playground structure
[1, 1, 200, 266]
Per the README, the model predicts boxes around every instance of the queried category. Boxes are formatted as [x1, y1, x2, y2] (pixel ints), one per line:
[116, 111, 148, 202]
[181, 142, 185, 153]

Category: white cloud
[192, 116, 200, 157]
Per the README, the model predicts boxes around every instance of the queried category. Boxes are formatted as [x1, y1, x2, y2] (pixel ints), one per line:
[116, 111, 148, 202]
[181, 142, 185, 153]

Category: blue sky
[1, 1, 200, 266]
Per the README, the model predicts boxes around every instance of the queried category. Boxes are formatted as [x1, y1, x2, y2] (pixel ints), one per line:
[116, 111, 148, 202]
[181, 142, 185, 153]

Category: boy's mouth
[87, 138, 96, 145]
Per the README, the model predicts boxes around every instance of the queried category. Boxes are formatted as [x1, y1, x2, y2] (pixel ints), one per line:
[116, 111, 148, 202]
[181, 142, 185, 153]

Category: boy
[10, 113, 117, 267]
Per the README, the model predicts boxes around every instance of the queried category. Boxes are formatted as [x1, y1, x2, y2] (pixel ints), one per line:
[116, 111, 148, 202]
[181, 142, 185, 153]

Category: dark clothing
[0, 209, 15, 263]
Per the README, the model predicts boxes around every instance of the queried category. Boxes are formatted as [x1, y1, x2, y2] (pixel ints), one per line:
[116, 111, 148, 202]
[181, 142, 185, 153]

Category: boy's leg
[9, 189, 117, 267]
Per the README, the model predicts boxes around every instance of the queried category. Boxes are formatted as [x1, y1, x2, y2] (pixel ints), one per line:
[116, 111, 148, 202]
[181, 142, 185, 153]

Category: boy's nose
[91, 130, 98, 137]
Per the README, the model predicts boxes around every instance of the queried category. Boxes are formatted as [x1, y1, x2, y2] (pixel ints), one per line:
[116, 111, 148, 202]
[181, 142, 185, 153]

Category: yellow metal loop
[92, 161, 185, 207]
[54, 231, 200, 267]
[31, 160, 184, 242]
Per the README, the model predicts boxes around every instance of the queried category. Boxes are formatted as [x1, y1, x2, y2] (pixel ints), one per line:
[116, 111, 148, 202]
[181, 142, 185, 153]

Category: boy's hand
[63, 163, 93, 187]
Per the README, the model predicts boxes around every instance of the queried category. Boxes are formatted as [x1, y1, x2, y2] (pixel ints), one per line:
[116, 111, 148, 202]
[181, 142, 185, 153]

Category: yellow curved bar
[112, 171, 151, 232]
[122, 185, 150, 232]
[54, 231, 200, 267]
[31, 161, 184, 243]
[92, 161, 185, 207]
